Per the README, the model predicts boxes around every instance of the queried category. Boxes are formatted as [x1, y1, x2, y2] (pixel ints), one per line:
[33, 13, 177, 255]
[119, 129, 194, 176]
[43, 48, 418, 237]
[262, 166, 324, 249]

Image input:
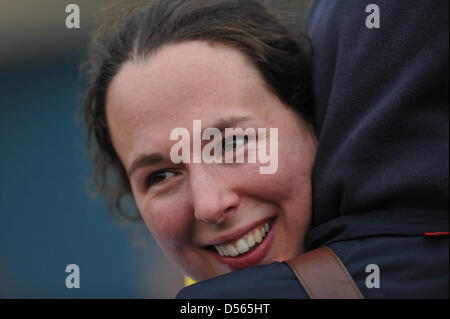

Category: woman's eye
[145, 170, 175, 188]
[222, 135, 248, 152]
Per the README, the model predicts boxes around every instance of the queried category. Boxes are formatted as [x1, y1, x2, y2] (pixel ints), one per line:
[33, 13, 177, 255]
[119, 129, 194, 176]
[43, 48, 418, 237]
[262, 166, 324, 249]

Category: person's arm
[176, 262, 307, 299]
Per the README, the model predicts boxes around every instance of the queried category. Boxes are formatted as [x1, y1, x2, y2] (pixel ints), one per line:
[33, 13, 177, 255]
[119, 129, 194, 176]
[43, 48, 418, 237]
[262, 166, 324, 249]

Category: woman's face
[106, 41, 317, 281]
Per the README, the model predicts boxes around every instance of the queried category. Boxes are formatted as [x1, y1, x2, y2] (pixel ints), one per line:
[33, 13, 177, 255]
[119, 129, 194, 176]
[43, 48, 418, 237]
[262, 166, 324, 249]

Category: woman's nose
[188, 165, 240, 225]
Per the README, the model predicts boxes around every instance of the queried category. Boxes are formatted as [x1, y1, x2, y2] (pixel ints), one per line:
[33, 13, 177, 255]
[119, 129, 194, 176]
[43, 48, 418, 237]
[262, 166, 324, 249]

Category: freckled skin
[106, 41, 317, 281]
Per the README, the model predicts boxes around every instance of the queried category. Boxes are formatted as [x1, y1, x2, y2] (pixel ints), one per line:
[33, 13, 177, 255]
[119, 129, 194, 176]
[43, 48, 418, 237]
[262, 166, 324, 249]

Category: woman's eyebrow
[208, 116, 254, 133]
[127, 153, 165, 177]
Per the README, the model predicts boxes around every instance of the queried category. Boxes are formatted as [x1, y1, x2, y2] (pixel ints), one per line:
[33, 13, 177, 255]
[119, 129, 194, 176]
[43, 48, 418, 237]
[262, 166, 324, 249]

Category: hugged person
[179, 0, 449, 298]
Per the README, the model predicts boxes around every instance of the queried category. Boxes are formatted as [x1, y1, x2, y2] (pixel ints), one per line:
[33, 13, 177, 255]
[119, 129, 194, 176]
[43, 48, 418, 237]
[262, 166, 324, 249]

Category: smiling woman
[82, 0, 316, 283]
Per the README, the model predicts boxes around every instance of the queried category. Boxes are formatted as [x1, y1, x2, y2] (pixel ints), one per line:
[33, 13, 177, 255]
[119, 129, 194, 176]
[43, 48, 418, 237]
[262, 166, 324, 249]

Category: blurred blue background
[0, 0, 310, 298]
[0, 0, 185, 298]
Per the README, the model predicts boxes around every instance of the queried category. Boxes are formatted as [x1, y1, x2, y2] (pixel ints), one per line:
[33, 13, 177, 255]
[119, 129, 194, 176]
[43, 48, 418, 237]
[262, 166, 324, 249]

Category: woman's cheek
[142, 197, 194, 250]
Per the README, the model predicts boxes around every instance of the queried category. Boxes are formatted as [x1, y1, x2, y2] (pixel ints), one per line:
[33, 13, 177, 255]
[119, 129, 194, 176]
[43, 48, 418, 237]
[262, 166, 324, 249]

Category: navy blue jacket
[177, 0, 449, 299]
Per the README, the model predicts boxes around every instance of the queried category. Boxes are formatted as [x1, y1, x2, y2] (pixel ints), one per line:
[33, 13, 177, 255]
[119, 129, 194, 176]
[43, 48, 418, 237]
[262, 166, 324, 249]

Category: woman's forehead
[105, 41, 274, 166]
[108, 42, 260, 107]
[107, 42, 268, 126]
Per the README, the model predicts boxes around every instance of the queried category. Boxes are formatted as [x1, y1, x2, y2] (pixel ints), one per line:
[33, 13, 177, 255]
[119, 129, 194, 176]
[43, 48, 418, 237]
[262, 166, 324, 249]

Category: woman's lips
[204, 217, 274, 247]
[206, 218, 276, 270]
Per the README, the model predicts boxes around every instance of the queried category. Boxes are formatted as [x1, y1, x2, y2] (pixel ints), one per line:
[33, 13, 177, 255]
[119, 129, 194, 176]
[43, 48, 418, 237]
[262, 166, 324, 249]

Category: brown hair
[82, 0, 313, 222]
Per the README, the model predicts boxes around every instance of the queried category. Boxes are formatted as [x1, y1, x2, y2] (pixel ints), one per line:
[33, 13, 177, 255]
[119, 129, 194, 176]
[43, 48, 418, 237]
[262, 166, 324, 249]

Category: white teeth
[254, 229, 262, 243]
[247, 234, 256, 247]
[236, 239, 250, 254]
[213, 220, 272, 257]
[226, 245, 239, 257]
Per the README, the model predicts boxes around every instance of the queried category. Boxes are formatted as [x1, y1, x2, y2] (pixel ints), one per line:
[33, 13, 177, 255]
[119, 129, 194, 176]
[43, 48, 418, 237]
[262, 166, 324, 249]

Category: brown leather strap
[285, 246, 364, 299]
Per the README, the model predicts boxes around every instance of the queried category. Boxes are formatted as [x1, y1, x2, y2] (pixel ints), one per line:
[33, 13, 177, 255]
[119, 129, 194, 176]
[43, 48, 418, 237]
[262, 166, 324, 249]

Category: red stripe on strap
[424, 232, 449, 237]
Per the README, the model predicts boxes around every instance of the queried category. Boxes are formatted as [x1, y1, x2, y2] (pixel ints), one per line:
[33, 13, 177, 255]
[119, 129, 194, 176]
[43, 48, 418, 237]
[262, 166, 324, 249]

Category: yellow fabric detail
[184, 276, 197, 287]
